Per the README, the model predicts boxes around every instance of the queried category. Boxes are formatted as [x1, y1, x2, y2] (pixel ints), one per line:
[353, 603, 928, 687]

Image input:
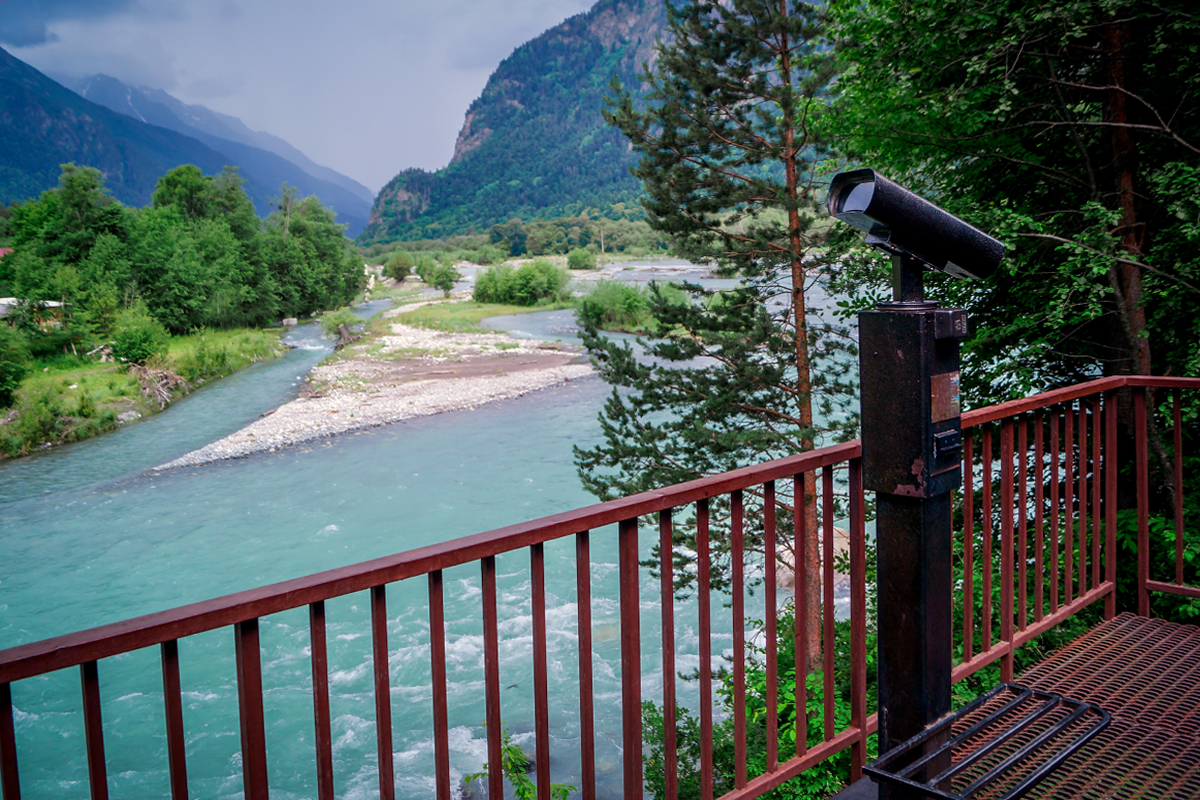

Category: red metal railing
[0, 376, 1194, 800]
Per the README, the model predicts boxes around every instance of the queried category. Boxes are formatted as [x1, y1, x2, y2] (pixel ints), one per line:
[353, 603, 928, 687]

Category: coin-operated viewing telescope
[828, 169, 1006, 800]
[828, 168, 1004, 282]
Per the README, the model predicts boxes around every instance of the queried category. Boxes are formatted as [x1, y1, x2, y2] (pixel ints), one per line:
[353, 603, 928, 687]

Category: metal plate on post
[931, 372, 961, 423]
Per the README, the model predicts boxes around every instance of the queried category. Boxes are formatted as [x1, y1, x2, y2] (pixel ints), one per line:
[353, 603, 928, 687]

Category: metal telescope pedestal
[860, 254, 967, 799]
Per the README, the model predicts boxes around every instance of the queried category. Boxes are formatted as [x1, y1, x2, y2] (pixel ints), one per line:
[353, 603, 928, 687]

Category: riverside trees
[0, 163, 364, 343]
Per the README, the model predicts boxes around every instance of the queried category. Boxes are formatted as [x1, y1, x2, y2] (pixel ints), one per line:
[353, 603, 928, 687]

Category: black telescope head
[827, 169, 1004, 281]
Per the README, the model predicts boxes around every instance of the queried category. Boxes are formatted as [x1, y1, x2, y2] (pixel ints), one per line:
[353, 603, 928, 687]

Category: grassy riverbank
[395, 299, 574, 333]
[0, 328, 285, 459]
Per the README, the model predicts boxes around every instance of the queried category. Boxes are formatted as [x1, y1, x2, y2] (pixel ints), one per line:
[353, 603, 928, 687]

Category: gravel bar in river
[156, 314, 593, 469]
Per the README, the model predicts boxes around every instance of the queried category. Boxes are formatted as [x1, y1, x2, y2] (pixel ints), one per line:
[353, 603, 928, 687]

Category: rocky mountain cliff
[361, 0, 667, 244]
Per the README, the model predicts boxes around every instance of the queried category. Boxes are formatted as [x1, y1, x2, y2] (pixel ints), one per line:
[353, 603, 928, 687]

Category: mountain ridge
[68, 75, 375, 205]
[60, 74, 369, 234]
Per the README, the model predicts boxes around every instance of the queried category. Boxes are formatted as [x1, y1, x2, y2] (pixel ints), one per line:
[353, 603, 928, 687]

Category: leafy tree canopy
[826, 0, 1200, 403]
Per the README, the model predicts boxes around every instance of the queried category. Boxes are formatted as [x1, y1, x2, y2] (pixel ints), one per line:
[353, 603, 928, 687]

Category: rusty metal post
[860, 253, 968, 797]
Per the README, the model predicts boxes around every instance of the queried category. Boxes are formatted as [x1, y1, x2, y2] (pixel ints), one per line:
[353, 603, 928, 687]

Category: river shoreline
[156, 299, 594, 469]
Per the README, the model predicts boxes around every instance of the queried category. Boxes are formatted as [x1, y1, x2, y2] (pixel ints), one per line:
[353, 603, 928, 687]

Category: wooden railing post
[1136, 388, 1150, 616]
[1105, 390, 1118, 619]
[234, 619, 268, 800]
[160, 640, 189, 800]
[0, 683, 18, 800]
[427, 574, 451, 800]
[618, 517, 642, 800]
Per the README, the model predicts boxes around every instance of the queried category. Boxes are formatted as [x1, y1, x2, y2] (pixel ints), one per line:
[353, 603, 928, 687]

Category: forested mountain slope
[361, 0, 667, 244]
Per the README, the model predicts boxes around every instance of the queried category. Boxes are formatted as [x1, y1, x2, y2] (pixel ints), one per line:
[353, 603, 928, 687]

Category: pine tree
[577, 0, 856, 665]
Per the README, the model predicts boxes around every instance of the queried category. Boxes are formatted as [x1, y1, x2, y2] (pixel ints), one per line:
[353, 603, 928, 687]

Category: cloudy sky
[0, 0, 596, 192]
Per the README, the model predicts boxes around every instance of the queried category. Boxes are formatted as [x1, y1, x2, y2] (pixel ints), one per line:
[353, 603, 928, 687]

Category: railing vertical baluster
[1034, 414, 1045, 622]
[1092, 397, 1103, 590]
[1050, 411, 1060, 612]
[982, 427, 993, 653]
[763, 482, 778, 775]
[698, 499, 714, 800]
[731, 490, 747, 789]
[1084, 402, 1094, 597]
[821, 468, 836, 742]
[849, 458, 867, 782]
[0, 683, 18, 800]
[81, 661, 109, 800]
[793, 474, 807, 759]
[370, 587, 395, 800]
[1174, 389, 1185, 586]
[481, 557, 502, 800]
[427, 574, 450, 800]
[1064, 405, 1075, 604]
[618, 518, 642, 800]
[160, 639, 189, 800]
[1136, 389, 1150, 616]
[530, 544, 550, 800]
[963, 432, 974, 664]
[234, 619, 268, 800]
[1018, 418, 1028, 631]
[1105, 391, 1118, 619]
[1000, 420, 1015, 682]
[309, 603, 334, 800]
[575, 532, 596, 800]
[659, 510, 678, 798]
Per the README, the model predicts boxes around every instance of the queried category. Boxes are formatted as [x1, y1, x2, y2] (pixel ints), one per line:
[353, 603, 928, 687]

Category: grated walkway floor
[1020, 612, 1200, 799]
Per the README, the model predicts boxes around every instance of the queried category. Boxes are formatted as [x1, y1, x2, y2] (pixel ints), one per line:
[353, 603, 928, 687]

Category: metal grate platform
[865, 684, 1109, 800]
[1019, 613, 1200, 799]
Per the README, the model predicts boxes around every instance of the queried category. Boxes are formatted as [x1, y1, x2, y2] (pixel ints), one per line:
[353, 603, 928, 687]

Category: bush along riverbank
[0, 326, 284, 459]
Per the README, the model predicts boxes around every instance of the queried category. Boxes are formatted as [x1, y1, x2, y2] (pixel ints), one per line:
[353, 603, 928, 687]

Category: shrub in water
[318, 307, 363, 338]
[473, 259, 570, 306]
[567, 248, 597, 270]
[111, 306, 170, 365]
[385, 250, 415, 281]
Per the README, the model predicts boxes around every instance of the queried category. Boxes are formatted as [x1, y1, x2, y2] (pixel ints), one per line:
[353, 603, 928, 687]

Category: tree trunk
[1103, 20, 1151, 376]
[779, 4, 823, 673]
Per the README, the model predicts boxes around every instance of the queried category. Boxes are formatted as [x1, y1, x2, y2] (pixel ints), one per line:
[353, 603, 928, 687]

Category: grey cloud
[0, 0, 143, 46]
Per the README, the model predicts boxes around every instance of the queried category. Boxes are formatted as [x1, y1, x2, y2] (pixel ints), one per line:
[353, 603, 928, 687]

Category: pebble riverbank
[155, 306, 594, 469]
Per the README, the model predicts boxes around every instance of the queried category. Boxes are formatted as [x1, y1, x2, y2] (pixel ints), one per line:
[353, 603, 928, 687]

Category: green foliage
[4, 163, 361, 339]
[318, 307, 364, 338]
[464, 727, 574, 800]
[0, 324, 29, 408]
[111, 305, 169, 365]
[576, 280, 648, 331]
[567, 247, 596, 270]
[385, 250, 415, 281]
[575, 280, 691, 333]
[0, 328, 281, 458]
[473, 244, 506, 265]
[473, 259, 570, 306]
[642, 600, 876, 799]
[427, 263, 462, 297]
[826, 0, 1199, 404]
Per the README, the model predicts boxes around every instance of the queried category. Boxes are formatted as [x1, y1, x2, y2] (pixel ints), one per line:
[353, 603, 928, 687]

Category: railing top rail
[0, 441, 860, 684]
[962, 375, 1200, 428]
